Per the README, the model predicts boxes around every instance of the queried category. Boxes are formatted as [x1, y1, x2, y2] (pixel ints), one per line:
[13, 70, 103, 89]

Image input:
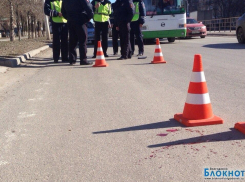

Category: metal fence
[199, 17, 239, 32]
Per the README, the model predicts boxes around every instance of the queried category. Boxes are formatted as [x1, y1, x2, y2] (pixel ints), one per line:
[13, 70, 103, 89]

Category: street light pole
[43, 0, 51, 40]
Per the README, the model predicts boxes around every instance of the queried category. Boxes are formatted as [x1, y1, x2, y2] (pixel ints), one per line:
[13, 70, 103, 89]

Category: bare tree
[0, 0, 44, 40]
[213, 0, 244, 18]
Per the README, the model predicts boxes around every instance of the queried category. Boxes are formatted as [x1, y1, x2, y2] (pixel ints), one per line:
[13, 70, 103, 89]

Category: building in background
[188, 0, 245, 21]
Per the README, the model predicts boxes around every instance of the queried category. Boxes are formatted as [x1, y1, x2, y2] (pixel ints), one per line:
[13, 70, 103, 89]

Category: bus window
[145, 0, 184, 16]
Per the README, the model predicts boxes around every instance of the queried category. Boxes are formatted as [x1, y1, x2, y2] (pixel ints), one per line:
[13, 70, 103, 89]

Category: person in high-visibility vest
[44, 0, 68, 63]
[91, 0, 112, 58]
[130, 0, 146, 56]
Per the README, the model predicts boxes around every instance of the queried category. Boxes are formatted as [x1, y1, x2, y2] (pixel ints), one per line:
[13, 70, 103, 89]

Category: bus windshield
[145, 0, 185, 16]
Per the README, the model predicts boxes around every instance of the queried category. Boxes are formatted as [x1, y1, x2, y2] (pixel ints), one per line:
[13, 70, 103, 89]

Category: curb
[207, 32, 236, 36]
[0, 44, 51, 67]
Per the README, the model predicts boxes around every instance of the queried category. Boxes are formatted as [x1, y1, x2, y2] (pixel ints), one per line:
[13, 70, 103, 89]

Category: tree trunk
[37, 21, 41, 37]
[34, 17, 37, 38]
[28, 15, 31, 39]
[20, 15, 24, 36]
[31, 16, 34, 39]
[9, 2, 15, 41]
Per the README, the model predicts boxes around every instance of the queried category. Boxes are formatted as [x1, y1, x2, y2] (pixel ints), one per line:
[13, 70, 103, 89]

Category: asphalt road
[0, 36, 245, 182]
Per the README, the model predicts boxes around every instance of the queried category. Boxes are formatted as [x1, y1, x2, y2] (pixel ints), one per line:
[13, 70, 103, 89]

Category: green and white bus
[142, 0, 186, 42]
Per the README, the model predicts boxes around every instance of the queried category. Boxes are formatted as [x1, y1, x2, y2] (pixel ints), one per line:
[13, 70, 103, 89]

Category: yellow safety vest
[94, 1, 111, 22]
[51, 1, 67, 23]
[131, 2, 139, 22]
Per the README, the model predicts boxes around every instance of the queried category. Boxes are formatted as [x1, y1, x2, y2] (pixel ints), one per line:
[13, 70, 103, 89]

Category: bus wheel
[167, 38, 175, 43]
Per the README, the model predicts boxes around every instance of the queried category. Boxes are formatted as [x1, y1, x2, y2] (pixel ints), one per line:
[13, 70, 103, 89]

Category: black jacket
[44, 0, 61, 22]
[61, 0, 93, 25]
[133, 0, 146, 25]
[114, 0, 134, 25]
[109, 2, 116, 25]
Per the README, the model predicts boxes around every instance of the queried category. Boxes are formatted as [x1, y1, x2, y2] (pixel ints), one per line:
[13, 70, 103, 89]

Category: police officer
[61, 0, 93, 65]
[110, 0, 120, 55]
[130, 0, 146, 56]
[91, 0, 111, 58]
[114, 0, 134, 60]
[44, 0, 68, 63]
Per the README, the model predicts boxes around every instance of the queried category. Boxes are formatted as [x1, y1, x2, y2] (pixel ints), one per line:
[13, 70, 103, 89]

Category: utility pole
[43, 0, 51, 40]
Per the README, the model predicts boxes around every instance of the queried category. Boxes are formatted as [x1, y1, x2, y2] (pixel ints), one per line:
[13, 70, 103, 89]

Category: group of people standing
[44, 0, 146, 65]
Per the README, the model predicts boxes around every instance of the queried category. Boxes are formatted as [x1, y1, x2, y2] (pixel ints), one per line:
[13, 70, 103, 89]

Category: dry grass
[0, 37, 52, 59]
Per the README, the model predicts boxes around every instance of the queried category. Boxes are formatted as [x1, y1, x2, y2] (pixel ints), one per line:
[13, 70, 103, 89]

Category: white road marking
[18, 112, 36, 118]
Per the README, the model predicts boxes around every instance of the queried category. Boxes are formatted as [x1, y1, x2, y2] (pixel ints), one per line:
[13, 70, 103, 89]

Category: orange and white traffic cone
[151, 38, 166, 64]
[174, 54, 224, 127]
[93, 41, 108, 67]
[234, 122, 245, 135]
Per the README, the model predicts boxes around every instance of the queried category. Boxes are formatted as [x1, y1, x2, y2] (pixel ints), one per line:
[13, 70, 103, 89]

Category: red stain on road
[157, 133, 168, 137]
[166, 129, 179, 132]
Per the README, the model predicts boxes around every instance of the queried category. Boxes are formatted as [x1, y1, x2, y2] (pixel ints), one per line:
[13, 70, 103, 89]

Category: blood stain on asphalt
[157, 133, 168, 137]
[166, 129, 179, 132]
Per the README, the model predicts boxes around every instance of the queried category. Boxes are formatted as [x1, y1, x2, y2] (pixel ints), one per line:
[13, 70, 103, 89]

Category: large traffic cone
[234, 122, 245, 134]
[174, 54, 223, 127]
[93, 41, 108, 67]
[151, 38, 166, 64]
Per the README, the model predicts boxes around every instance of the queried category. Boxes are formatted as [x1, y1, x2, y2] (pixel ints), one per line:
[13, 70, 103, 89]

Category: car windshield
[87, 22, 94, 28]
[187, 19, 198, 24]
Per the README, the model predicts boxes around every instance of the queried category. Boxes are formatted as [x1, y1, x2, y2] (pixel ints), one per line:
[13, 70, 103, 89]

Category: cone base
[174, 113, 224, 127]
[234, 122, 245, 135]
[151, 60, 166, 64]
[93, 63, 108, 67]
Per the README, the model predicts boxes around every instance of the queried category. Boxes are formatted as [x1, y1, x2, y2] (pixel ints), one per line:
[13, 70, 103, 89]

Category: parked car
[49, 25, 53, 34]
[87, 21, 95, 44]
[108, 28, 112, 37]
[186, 18, 207, 38]
[236, 13, 245, 44]
[0, 30, 6, 37]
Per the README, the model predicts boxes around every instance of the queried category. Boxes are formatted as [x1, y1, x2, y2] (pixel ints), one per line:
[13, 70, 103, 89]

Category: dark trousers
[112, 25, 120, 54]
[68, 21, 87, 63]
[52, 22, 68, 61]
[130, 21, 144, 54]
[118, 22, 131, 58]
[93, 22, 109, 56]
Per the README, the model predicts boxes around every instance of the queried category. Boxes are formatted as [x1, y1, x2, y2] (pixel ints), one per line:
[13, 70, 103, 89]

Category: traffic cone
[151, 38, 166, 64]
[93, 41, 108, 67]
[174, 54, 224, 127]
[234, 122, 245, 135]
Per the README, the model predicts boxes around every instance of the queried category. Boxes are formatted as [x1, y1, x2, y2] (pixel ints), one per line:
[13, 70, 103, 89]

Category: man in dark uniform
[91, 0, 111, 58]
[114, 0, 134, 60]
[110, 0, 120, 56]
[130, 0, 146, 56]
[44, 0, 68, 63]
[61, 0, 93, 65]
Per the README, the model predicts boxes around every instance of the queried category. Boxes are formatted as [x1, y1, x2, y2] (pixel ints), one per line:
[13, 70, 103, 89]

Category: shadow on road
[148, 128, 245, 148]
[17, 57, 72, 68]
[93, 118, 181, 134]
[203, 43, 244, 49]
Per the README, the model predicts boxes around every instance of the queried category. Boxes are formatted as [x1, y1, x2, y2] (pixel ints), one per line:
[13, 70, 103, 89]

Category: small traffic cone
[93, 41, 108, 67]
[151, 38, 166, 64]
[174, 54, 223, 127]
[234, 122, 245, 134]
